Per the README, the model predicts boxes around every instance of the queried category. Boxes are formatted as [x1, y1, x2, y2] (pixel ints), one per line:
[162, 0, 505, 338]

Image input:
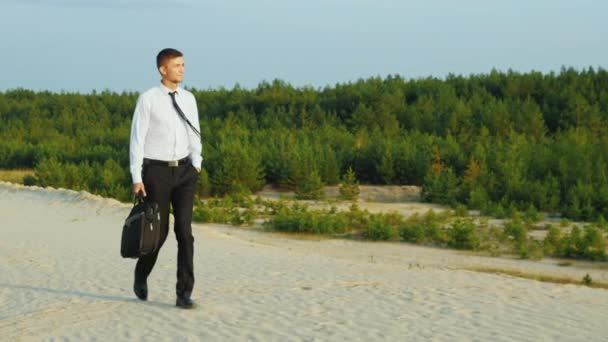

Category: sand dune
[1, 182, 607, 341]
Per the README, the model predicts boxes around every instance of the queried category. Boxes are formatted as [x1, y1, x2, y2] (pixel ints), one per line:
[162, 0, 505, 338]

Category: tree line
[1, 67, 607, 221]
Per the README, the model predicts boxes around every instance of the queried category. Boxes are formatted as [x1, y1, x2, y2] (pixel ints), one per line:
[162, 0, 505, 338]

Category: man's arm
[187, 94, 202, 172]
[129, 95, 150, 194]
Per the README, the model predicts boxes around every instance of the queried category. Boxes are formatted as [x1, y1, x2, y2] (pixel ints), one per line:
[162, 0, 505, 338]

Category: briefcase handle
[133, 193, 145, 205]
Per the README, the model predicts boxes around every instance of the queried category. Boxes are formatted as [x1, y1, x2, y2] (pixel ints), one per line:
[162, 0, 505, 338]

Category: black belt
[143, 157, 190, 167]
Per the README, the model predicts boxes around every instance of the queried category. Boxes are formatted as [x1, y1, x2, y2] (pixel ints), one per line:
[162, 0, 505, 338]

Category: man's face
[159, 56, 185, 84]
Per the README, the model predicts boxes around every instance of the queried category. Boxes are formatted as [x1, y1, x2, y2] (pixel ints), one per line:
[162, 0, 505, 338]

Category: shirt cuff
[131, 166, 143, 184]
[190, 155, 203, 169]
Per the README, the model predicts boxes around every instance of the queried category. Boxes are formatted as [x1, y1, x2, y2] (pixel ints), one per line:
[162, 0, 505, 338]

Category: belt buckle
[168, 160, 178, 167]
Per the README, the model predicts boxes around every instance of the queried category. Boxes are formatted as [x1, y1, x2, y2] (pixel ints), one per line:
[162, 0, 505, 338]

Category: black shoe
[176, 296, 195, 309]
[133, 278, 148, 301]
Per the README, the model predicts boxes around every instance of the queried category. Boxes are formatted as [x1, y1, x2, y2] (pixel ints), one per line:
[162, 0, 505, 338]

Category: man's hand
[133, 183, 147, 197]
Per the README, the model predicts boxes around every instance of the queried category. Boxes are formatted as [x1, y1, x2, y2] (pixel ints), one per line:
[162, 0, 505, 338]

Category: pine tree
[295, 169, 325, 200]
[339, 167, 360, 201]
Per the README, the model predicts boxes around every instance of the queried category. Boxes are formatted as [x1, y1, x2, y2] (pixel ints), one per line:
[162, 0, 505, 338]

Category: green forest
[1, 67, 608, 222]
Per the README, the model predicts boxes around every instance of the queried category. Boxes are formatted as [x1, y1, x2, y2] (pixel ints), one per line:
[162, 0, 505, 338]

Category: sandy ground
[1, 182, 608, 341]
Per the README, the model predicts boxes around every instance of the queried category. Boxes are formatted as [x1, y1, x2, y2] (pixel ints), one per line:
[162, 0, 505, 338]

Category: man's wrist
[131, 170, 142, 184]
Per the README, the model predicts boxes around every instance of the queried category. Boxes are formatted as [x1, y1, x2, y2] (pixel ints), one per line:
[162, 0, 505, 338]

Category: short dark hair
[156, 48, 183, 68]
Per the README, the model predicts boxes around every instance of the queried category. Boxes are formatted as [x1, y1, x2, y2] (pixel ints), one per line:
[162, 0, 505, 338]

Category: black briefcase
[121, 195, 161, 258]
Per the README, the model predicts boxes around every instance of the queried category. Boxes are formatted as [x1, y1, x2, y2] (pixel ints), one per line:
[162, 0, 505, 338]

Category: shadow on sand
[0, 283, 176, 309]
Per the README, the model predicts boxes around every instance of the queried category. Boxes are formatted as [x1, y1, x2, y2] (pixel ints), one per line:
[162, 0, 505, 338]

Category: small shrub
[517, 240, 544, 260]
[23, 175, 37, 186]
[477, 226, 505, 255]
[266, 205, 308, 232]
[562, 226, 583, 258]
[241, 208, 257, 225]
[382, 212, 404, 227]
[543, 224, 554, 231]
[265, 204, 348, 235]
[230, 211, 245, 226]
[468, 187, 489, 211]
[400, 213, 448, 246]
[425, 221, 448, 246]
[583, 274, 593, 286]
[193, 206, 214, 223]
[195, 168, 211, 199]
[346, 203, 369, 230]
[228, 191, 254, 208]
[399, 222, 426, 244]
[438, 208, 453, 221]
[510, 210, 522, 222]
[581, 226, 607, 261]
[506, 203, 519, 218]
[423, 209, 440, 224]
[487, 243, 502, 257]
[557, 225, 606, 260]
[596, 215, 608, 232]
[503, 219, 528, 244]
[523, 204, 543, 224]
[364, 214, 399, 241]
[543, 226, 563, 256]
[339, 167, 360, 201]
[447, 219, 480, 250]
[454, 204, 468, 217]
[295, 170, 325, 200]
[487, 203, 506, 219]
[192, 205, 212, 222]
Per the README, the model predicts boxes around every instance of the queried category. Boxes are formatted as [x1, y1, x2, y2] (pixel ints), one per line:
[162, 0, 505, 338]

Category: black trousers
[135, 160, 198, 298]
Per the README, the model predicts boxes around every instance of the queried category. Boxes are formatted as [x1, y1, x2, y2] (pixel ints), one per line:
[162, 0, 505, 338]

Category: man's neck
[161, 79, 179, 91]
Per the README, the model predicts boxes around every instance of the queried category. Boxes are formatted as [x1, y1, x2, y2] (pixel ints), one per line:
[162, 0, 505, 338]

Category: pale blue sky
[1, 0, 606, 93]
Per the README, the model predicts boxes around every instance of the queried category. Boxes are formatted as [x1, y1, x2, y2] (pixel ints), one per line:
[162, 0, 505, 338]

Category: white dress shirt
[129, 83, 203, 184]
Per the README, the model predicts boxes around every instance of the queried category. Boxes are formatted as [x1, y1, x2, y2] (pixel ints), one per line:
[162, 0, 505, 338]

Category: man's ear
[158, 65, 167, 76]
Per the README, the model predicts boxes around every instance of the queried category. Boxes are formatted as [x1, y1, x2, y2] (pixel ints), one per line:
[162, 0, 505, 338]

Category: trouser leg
[135, 165, 171, 281]
[171, 164, 198, 297]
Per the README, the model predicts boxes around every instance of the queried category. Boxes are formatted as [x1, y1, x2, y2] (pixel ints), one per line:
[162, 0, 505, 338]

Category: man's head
[157, 48, 185, 85]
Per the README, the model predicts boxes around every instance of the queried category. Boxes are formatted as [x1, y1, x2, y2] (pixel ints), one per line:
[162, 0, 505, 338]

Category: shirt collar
[159, 82, 181, 95]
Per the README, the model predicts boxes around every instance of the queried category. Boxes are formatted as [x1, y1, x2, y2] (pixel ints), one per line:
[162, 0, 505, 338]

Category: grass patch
[265, 202, 349, 235]
[463, 267, 608, 290]
[192, 192, 607, 262]
[0, 169, 35, 184]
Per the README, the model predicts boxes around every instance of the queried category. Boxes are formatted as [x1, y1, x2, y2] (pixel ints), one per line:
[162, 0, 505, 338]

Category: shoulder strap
[175, 108, 201, 138]
[169, 94, 201, 138]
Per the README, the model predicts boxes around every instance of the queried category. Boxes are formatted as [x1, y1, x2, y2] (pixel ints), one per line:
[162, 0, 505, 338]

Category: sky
[1, 0, 607, 93]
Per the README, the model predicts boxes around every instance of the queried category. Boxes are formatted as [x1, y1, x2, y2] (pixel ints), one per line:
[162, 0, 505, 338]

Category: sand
[1, 181, 608, 341]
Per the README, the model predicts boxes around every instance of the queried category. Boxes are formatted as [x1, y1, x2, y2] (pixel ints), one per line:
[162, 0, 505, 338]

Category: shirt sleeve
[187, 94, 203, 169]
[129, 95, 150, 184]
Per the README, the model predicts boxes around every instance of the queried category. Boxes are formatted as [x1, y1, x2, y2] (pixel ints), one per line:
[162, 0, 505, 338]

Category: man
[129, 48, 202, 309]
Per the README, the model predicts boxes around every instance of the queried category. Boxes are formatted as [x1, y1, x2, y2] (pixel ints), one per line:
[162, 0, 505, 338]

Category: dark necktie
[169, 91, 200, 138]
